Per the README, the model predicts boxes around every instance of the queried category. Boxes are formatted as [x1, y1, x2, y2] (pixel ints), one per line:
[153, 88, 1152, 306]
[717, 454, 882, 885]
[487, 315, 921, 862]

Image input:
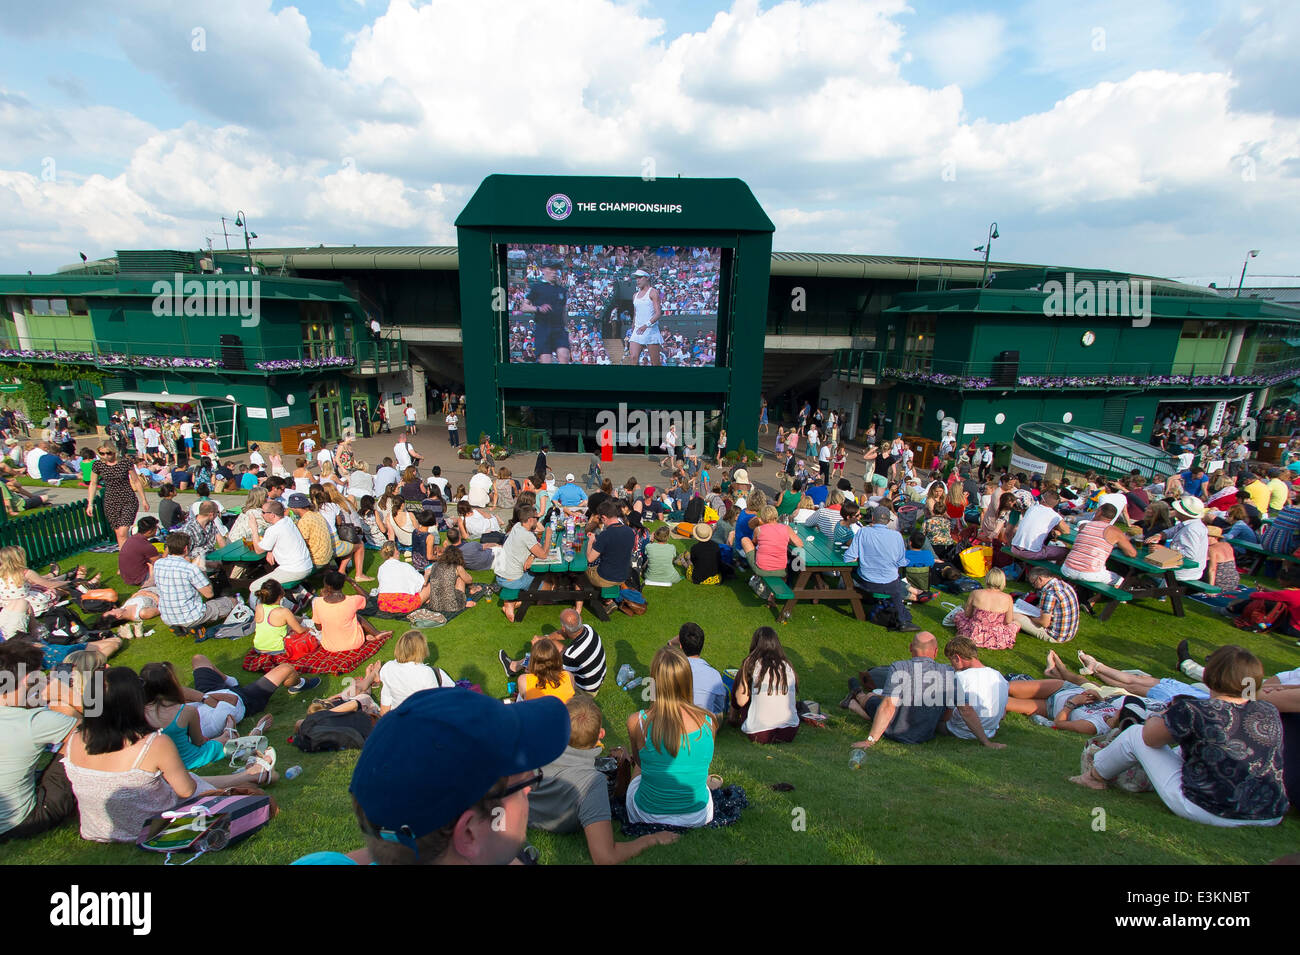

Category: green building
[832, 267, 1300, 448]
[0, 249, 409, 451]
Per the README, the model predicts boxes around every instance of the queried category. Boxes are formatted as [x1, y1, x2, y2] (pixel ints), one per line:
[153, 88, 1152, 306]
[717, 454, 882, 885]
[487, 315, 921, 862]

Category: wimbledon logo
[546, 193, 573, 221]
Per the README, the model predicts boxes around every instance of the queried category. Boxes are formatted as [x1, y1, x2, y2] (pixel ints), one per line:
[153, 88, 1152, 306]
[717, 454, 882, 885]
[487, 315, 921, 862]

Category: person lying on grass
[293, 689, 568, 866]
[1070, 645, 1289, 828]
[294, 662, 382, 734]
[528, 693, 678, 865]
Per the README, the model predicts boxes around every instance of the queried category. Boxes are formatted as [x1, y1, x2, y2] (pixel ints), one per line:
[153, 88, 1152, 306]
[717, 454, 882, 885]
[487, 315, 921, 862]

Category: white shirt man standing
[405, 403, 418, 434]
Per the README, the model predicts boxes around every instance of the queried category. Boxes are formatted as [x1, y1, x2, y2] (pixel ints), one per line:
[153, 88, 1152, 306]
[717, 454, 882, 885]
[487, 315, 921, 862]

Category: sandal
[245, 747, 278, 786]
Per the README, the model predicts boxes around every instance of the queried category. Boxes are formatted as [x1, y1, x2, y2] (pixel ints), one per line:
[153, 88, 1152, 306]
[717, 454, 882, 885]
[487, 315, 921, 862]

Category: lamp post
[973, 222, 1000, 289]
[1235, 249, 1260, 297]
[234, 211, 258, 273]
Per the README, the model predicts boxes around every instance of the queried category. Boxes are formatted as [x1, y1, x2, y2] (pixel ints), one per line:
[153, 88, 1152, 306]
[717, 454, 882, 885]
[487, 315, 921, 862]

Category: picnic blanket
[241, 631, 395, 675]
[612, 785, 749, 837]
[1187, 587, 1255, 611]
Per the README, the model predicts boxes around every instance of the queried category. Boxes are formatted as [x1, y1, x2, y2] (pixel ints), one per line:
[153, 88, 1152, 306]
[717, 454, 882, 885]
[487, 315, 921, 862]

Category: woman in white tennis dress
[627, 269, 664, 366]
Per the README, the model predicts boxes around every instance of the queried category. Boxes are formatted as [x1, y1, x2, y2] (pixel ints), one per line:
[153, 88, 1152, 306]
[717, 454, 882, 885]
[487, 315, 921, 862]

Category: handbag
[940, 601, 964, 628]
[335, 521, 363, 544]
[958, 545, 988, 578]
[137, 787, 276, 864]
[283, 630, 320, 662]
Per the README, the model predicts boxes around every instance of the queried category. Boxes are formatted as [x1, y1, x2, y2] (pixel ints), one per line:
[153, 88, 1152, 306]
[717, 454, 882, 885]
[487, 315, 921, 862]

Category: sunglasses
[496, 770, 543, 800]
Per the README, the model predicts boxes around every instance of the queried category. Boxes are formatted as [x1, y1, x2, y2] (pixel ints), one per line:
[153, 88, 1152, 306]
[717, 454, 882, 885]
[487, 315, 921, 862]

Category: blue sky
[1, 0, 1297, 287]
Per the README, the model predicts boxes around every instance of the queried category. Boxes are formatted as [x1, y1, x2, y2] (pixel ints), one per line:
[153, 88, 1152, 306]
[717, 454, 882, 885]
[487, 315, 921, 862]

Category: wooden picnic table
[1058, 525, 1204, 620]
[511, 535, 611, 623]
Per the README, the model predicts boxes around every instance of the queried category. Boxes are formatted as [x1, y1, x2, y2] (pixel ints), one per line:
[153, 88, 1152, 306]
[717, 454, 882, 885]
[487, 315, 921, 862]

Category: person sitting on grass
[1070, 645, 1288, 827]
[251, 579, 315, 655]
[733, 626, 799, 744]
[496, 506, 556, 623]
[293, 662, 382, 734]
[938, 637, 1008, 749]
[426, 545, 487, 621]
[643, 525, 681, 586]
[498, 609, 607, 694]
[518, 637, 575, 703]
[529, 694, 679, 865]
[379, 631, 455, 715]
[0, 545, 71, 642]
[1014, 567, 1080, 644]
[614, 645, 718, 828]
[142, 661, 244, 770]
[153, 533, 236, 633]
[0, 642, 79, 844]
[293, 689, 569, 866]
[679, 521, 730, 584]
[312, 570, 392, 654]
[63, 667, 277, 845]
[668, 622, 727, 719]
[843, 631, 952, 747]
[949, 567, 1019, 651]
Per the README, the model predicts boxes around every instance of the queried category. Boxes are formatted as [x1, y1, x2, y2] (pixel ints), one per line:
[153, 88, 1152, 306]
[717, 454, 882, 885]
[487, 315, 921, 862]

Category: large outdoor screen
[504, 243, 722, 366]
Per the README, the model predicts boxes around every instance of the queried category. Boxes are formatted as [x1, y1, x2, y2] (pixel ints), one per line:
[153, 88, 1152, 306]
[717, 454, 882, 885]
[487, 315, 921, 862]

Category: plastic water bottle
[616, 664, 634, 688]
[566, 515, 575, 539]
[285, 765, 303, 780]
[626, 677, 644, 690]
[849, 749, 867, 770]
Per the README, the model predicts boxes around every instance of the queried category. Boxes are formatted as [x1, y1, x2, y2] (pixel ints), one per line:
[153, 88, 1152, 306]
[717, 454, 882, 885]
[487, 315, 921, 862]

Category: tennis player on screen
[519, 258, 570, 364]
[627, 268, 663, 366]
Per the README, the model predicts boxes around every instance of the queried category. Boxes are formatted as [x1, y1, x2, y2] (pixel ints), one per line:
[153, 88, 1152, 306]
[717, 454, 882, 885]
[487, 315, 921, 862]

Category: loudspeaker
[219, 334, 247, 371]
[992, 350, 1019, 387]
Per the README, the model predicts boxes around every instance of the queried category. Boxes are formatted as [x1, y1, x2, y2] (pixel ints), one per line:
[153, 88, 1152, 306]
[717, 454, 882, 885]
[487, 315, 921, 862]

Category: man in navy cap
[294, 689, 569, 865]
[520, 258, 570, 364]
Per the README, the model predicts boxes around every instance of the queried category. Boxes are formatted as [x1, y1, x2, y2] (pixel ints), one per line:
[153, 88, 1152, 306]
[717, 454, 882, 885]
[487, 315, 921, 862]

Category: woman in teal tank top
[141, 662, 234, 770]
[623, 646, 716, 827]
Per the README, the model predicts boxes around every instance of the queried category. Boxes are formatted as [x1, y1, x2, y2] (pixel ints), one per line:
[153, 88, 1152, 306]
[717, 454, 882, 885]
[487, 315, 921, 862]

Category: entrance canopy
[1014, 422, 1178, 481]
[97, 392, 242, 455]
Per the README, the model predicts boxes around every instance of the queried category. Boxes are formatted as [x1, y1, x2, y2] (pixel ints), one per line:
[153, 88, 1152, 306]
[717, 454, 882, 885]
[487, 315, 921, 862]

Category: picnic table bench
[739, 532, 867, 622]
[1231, 538, 1300, 577]
[501, 540, 612, 623]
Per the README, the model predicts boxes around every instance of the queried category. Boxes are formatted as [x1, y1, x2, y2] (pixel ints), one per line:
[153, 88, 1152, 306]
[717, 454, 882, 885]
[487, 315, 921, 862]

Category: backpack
[870, 602, 901, 630]
[683, 497, 705, 524]
[207, 603, 255, 641]
[34, 606, 87, 646]
[137, 787, 276, 863]
[293, 709, 375, 752]
[897, 504, 922, 536]
[72, 587, 119, 614]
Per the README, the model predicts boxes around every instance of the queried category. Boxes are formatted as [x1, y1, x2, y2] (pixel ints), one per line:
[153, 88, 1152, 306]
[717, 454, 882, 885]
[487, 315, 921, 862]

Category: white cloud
[912, 13, 1008, 88]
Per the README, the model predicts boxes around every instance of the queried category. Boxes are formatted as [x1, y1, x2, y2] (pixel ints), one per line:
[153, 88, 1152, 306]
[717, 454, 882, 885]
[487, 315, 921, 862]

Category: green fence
[0, 495, 113, 565]
[503, 426, 550, 454]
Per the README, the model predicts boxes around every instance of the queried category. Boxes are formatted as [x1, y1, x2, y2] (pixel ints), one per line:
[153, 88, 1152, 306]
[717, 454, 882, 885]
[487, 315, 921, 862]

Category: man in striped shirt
[498, 608, 607, 693]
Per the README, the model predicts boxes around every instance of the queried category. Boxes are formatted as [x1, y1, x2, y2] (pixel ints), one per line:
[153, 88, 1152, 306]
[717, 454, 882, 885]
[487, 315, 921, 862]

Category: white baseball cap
[565, 473, 575, 482]
[633, 269, 650, 277]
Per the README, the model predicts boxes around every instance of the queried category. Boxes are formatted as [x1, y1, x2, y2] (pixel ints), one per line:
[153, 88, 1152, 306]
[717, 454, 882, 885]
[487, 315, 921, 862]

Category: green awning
[1014, 422, 1178, 481]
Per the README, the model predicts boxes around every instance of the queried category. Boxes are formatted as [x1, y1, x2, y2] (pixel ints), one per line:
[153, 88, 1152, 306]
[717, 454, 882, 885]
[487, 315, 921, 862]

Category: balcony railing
[833, 349, 1300, 391]
[0, 336, 407, 376]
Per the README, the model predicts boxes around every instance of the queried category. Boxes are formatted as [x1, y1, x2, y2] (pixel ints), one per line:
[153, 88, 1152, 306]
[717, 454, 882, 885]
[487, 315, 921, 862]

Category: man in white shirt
[941, 637, 1008, 748]
[24, 444, 45, 481]
[1095, 481, 1133, 528]
[248, 500, 314, 591]
[468, 464, 495, 505]
[374, 458, 400, 498]
[1145, 495, 1209, 582]
[405, 403, 418, 434]
[818, 442, 832, 483]
[394, 432, 421, 471]
[427, 465, 450, 498]
[446, 412, 460, 448]
[248, 443, 266, 472]
[1009, 489, 1069, 561]
[317, 446, 334, 471]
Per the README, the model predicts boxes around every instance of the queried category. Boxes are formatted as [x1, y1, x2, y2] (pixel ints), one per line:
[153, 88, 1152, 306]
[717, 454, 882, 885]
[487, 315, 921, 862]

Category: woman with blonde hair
[227, 485, 270, 542]
[347, 459, 374, 501]
[617, 645, 717, 827]
[741, 505, 805, 578]
[379, 631, 455, 715]
[0, 546, 68, 642]
[950, 566, 1019, 650]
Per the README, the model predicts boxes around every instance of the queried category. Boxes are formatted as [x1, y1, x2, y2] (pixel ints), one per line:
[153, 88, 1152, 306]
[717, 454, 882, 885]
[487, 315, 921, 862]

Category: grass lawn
[4, 537, 1299, 866]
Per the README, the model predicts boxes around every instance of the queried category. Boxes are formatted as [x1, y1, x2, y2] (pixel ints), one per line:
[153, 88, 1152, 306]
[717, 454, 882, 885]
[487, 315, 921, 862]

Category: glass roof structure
[1014, 423, 1179, 480]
